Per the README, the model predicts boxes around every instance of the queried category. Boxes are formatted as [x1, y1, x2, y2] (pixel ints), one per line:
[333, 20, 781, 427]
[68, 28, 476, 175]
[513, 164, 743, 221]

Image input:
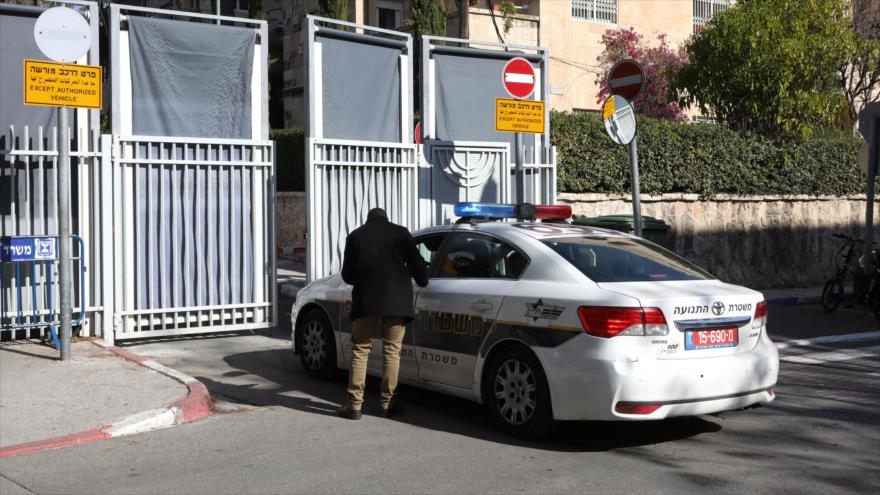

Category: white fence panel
[1, 126, 105, 340]
[111, 135, 276, 340]
[309, 138, 418, 278]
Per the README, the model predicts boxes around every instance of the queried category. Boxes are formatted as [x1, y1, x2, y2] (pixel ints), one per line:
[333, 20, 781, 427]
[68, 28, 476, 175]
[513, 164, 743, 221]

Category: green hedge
[273, 114, 871, 196]
[271, 127, 305, 192]
[552, 111, 868, 198]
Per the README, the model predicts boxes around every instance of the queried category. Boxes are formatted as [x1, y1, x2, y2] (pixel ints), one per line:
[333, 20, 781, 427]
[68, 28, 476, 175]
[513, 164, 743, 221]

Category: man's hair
[367, 208, 388, 221]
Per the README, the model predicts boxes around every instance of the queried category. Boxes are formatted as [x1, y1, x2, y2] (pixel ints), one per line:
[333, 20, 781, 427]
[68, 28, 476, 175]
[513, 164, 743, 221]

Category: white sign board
[34, 7, 91, 63]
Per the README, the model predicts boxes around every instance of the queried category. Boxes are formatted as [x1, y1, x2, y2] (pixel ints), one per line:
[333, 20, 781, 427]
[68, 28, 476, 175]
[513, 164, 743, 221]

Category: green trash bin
[571, 214, 671, 248]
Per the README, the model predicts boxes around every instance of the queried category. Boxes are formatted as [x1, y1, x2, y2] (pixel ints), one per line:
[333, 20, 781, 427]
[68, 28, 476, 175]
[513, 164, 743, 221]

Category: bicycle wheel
[821, 278, 844, 313]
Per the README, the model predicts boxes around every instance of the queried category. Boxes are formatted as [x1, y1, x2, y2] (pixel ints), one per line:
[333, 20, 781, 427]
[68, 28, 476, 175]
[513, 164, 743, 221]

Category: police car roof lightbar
[453, 203, 572, 221]
[453, 203, 518, 219]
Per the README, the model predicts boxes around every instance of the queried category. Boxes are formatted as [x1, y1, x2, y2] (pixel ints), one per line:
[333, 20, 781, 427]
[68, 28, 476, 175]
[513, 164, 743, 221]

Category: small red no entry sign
[607, 59, 644, 102]
[502, 57, 536, 99]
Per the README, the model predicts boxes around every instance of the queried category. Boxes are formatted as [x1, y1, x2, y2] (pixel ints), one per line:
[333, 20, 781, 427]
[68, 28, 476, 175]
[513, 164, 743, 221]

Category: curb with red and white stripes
[0, 341, 213, 458]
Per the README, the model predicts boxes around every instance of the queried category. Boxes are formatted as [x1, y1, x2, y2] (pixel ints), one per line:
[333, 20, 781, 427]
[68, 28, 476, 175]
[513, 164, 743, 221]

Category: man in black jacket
[338, 208, 429, 419]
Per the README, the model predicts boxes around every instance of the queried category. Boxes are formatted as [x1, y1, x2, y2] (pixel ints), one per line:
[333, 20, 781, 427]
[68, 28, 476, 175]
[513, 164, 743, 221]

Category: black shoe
[337, 404, 362, 420]
[381, 401, 403, 418]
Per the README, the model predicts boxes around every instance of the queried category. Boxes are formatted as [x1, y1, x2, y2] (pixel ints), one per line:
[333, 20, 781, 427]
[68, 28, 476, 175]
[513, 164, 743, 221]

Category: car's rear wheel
[299, 309, 337, 379]
[821, 278, 843, 314]
[485, 346, 554, 439]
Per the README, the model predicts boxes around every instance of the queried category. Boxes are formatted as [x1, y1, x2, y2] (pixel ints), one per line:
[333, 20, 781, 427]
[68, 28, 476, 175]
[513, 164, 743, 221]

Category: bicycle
[822, 233, 880, 316]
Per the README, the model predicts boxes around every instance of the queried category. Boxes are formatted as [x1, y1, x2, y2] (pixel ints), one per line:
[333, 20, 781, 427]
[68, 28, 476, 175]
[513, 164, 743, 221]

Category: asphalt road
[1, 301, 878, 494]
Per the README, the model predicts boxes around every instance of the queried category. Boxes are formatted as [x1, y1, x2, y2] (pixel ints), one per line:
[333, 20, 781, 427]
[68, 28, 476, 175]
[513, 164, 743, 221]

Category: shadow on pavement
[199, 346, 723, 453]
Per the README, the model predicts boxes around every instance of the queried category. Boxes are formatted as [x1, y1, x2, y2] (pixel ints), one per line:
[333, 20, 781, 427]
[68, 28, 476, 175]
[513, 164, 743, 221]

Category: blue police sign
[0, 237, 57, 261]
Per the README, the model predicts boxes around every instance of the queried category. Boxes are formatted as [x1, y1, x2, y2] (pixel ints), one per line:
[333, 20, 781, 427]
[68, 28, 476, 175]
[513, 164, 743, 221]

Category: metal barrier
[0, 235, 86, 345]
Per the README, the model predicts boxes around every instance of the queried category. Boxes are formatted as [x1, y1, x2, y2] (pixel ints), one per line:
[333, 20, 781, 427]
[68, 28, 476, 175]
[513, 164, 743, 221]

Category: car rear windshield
[542, 236, 714, 283]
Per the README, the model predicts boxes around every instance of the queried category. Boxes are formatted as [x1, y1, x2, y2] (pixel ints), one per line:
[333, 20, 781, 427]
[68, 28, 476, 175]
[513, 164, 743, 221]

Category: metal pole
[215, 0, 221, 25]
[58, 107, 72, 361]
[863, 116, 878, 275]
[515, 132, 524, 207]
[629, 135, 643, 237]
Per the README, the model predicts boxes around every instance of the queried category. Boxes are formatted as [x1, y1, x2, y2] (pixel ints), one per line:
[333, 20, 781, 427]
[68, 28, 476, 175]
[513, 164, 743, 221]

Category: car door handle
[470, 300, 495, 313]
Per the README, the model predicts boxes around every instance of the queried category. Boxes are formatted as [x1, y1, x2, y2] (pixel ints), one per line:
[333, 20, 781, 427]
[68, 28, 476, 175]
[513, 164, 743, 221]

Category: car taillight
[577, 306, 668, 338]
[643, 308, 668, 336]
[752, 301, 768, 329]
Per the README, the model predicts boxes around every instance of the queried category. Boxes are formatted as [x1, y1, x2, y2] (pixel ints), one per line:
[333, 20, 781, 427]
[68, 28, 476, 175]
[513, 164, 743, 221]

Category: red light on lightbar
[615, 403, 662, 415]
[768, 388, 774, 397]
[532, 205, 572, 219]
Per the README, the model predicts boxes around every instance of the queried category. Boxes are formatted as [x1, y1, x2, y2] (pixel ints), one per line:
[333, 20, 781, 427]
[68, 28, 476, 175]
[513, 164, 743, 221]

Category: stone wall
[559, 193, 877, 289]
[276, 192, 877, 289]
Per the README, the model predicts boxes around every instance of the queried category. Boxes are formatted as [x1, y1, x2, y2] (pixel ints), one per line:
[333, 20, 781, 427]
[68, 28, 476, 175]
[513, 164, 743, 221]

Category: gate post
[100, 134, 114, 345]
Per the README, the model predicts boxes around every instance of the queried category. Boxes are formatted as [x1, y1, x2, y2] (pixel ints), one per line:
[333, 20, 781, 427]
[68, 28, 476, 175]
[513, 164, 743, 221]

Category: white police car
[291, 203, 778, 437]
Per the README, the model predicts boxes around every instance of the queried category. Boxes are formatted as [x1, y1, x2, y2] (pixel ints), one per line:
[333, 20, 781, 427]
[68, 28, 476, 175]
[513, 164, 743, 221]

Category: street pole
[515, 132, 525, 209]
[864, 116, 878, 275]
[215, 0, 221, 25]
[629, 134, 643, 237]
[58, 106, 72, 361]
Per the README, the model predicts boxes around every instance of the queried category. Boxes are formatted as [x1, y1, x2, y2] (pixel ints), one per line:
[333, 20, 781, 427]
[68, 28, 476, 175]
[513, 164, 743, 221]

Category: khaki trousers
[347, 316, 406, 411]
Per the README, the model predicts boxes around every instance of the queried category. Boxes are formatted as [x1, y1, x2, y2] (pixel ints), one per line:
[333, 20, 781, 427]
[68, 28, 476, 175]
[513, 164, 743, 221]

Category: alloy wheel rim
[494, 358, 537, 425]
[302, 320, 327, 370]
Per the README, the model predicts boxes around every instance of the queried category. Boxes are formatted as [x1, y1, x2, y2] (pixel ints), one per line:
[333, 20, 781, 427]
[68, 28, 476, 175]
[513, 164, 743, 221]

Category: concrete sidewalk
[0, 340, 212, 457]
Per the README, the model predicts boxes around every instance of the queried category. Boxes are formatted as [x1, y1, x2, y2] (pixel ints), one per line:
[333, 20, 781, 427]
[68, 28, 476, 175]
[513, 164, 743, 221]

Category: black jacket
[341, 212, 429, 321]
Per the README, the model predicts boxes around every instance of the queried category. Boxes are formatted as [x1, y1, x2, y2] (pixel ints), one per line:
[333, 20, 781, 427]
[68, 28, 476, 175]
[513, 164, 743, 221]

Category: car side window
[438, 233, 526, 279]
[413, 233, 446, 275]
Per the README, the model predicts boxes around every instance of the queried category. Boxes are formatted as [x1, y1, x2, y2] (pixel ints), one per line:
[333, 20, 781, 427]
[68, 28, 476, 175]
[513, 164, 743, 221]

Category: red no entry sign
[502, 57, 536, 99]
[607, 59, 644, 102]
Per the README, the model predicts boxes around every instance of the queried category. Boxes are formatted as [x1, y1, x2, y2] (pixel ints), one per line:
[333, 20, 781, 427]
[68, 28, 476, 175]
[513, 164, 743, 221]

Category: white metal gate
[106, 5, 274, 341]
[110, 135, 275, 340]
[305, 16, 417, 282]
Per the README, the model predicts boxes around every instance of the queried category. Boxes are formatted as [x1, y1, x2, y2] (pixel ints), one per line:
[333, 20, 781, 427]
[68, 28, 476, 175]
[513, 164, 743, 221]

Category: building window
[376, 1, 402, 30]
[571, 0, 618, 24]
[693, 0, 730, 32]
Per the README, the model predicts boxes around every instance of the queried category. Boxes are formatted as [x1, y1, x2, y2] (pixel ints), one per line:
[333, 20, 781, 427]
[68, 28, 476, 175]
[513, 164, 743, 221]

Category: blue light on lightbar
[454, 202, 518, 218]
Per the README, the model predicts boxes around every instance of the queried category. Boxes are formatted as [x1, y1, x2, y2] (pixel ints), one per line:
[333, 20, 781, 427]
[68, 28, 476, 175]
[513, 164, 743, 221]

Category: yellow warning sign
[603, 97, 615, 120]
[495, 98, 545, 134]
[23, 59, 102, 109]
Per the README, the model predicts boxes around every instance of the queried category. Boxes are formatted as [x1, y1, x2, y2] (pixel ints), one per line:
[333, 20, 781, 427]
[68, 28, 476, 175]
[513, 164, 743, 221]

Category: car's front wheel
[485, 346, 554, 439]
[298, 309, 337, 379]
